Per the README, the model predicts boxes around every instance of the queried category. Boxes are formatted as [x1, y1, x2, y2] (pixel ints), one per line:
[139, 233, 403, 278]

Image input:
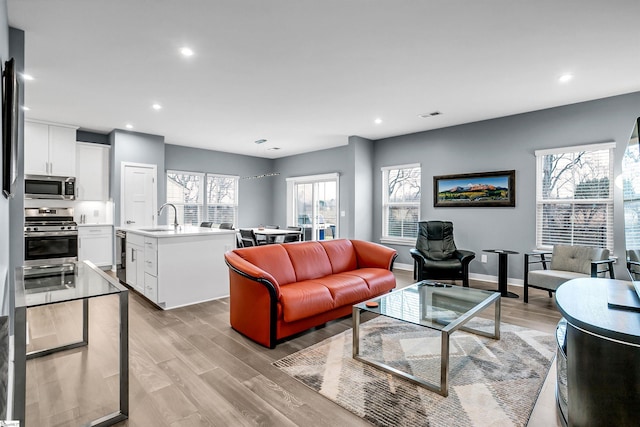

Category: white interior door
[122, 163, 157, 228]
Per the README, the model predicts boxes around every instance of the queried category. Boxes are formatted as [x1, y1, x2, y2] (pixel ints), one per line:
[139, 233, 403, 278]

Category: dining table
[252, 227, 303, 243]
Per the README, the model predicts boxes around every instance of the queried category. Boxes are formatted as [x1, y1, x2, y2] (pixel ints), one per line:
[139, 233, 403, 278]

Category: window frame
[166, 169, 239, 226]
[534, 142, 615, 251]
[381, 163, 421, 245]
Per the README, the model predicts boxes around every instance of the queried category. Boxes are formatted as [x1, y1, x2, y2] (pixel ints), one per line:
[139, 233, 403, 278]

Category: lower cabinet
[126, 233, 144, 294]
[78, 225, 113, 267]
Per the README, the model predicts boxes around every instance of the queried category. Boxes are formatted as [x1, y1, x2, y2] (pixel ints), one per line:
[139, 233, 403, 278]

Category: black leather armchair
[409, 221, 476, 287]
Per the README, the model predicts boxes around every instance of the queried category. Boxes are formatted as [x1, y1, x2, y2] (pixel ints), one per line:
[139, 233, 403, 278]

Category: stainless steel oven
[24, 207, 78, 266]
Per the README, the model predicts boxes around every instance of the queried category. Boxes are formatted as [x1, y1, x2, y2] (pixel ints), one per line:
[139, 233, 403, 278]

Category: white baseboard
[394, 263, 524, 288]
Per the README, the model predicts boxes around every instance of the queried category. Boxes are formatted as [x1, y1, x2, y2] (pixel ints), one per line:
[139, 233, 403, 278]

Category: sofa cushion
[279, 280, 335, 322]
[234, 244, 297, 286]
[345, 268, 396, 295]
[528, 270, 588, 291]
[312, 273, 370, 307]
[550, 245, 609, 274]
[319, 239, 358, 273]
[284, 242, 333, 281]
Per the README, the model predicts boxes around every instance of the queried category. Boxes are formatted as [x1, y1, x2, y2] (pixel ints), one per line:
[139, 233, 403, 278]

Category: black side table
[483, 249, 519, 298]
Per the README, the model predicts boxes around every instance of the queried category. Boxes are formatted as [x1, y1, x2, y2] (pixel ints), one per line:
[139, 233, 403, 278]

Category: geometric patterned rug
[274, 316, 556, 427]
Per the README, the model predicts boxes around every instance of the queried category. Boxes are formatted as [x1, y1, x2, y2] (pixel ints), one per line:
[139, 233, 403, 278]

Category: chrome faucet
[158, 203, 179, 228]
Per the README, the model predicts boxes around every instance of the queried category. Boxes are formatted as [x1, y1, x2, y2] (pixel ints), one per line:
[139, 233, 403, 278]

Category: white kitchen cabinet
[124, 227, 235, 309]
[76, 142, 110, 200]
[78, 225, 113, 267]
[24, 121, 78, 176]
[125, 232, 145, 294]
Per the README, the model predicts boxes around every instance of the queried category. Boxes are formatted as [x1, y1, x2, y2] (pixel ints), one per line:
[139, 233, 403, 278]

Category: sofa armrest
[224, 251, 281, 298]
[591, 258, 616, 279]
[525, 251, 552, 269]
[351, 240, 398, 270]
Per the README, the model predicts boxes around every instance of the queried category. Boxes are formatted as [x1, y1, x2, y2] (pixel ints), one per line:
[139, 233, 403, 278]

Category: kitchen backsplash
[23, 199, 114, 224]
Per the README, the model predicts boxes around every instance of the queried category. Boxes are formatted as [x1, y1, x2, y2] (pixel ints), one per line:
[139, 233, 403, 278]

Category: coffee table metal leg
[353, 307, 449, 396]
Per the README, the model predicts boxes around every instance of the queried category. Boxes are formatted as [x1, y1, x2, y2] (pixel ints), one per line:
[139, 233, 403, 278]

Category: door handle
[131, 248, 136, 262]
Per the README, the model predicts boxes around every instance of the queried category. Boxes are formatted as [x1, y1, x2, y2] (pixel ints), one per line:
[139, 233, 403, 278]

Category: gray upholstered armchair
[409, 221, 476, 287]
[524, 244, 615, 303]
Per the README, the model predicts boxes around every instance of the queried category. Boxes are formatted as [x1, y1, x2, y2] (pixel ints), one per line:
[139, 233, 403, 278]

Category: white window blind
[535, 143, 614, 250]
[382, 164, 421, 241]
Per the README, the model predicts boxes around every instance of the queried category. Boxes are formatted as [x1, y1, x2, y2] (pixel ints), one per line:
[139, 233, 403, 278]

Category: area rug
[273, 316, 555, 427]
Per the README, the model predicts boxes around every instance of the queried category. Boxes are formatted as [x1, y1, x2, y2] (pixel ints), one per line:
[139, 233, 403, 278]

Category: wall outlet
[93, 209, 100, 217]
[481, 254, 488, 263]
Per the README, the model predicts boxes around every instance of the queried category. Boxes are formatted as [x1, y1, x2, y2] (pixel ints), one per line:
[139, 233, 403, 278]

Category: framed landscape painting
[434, 170, 515, 207]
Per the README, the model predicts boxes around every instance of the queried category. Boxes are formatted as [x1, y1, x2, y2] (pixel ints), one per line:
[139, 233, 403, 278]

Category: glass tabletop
[15, 261, 126, 308]
[355, 280, 498, 330]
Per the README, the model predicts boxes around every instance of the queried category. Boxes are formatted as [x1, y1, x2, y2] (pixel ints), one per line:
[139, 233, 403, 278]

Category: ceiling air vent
[418, 111, 442, 118]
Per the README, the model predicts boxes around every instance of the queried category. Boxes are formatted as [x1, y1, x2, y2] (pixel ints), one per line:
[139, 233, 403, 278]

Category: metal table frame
[13, 262, 129, 426]
[352, 285, 500, 397]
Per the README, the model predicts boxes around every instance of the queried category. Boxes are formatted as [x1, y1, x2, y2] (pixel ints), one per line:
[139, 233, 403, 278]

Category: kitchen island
[124, 226, 236, 309]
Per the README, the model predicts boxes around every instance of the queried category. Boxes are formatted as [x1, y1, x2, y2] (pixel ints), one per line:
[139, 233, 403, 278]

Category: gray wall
[110, 129, 165, 226]
[373, 91, 640, 280]
[164, 144, 274, 227]
[272, 144, 353, 237]
[350, 136, 374, 241]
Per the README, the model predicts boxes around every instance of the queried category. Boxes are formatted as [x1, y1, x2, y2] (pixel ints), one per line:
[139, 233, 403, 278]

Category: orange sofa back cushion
[283, 242, 333, 282]
[319, 239, 358, 273]
[233, 244, 297, 285]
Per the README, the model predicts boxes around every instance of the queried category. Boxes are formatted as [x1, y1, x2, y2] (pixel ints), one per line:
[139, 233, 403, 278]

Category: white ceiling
[7, 1, 640, 159]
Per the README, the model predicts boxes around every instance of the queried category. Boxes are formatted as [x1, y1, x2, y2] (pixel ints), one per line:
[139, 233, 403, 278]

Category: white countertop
[123, 225, 237, 238]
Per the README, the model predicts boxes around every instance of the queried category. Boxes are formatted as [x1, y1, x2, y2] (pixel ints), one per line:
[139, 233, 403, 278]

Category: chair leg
[548, 291, 553, 298]
[524, 285, 528, 303]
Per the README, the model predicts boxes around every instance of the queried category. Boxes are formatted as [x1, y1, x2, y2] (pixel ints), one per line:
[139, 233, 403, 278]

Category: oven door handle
[24, 231, 79, 238]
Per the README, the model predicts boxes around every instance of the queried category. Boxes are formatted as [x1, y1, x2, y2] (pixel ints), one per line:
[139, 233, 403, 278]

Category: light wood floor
[24, 270, 563, 426]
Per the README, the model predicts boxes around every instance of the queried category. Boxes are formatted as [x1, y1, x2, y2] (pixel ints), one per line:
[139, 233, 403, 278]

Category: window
[623, 135, 640, 249]
[166, 170, 238, 226]
[206, 174, 238, 224]
[382, 164, 421, 242]
[535, 142, 615, 250]
[286, 173, 339, 241]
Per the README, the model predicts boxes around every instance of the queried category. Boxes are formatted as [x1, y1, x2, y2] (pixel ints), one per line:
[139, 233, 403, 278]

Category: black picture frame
[2, 58, 18, 199]
[433, 170, 516, 207]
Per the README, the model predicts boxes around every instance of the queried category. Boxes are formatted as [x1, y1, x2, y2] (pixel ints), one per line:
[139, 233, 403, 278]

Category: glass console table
[353, 281, 500, 397]
[13, 261, 129, 426]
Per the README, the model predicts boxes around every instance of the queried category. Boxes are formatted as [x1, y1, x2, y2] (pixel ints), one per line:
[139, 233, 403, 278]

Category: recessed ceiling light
[558, 73, 574, 83]
[374, 118, 383, 125]
[152, 103, 162, 110]
[267, 147, 280, 151]
[125, 124, 133, 129]
[22, 106, 30, 111]
[180, 47, 194, 57]
[22, 73, 34, 81]
[254, 139, 267, 144]
[418, 111, 442, 118]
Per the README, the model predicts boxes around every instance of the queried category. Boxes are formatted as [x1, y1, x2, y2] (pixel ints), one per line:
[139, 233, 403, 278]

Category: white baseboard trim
[394, 263, 524, 288]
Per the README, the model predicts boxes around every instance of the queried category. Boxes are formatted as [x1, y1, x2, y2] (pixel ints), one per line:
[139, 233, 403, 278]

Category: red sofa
[224, 239, 397, 348]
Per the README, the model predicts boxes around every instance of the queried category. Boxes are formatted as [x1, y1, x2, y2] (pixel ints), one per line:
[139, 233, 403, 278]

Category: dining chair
[283, 226, 302, 243]
[239, 228, 259, 247]
[199, 222, 214, 228]
[219, 222, 234, 230]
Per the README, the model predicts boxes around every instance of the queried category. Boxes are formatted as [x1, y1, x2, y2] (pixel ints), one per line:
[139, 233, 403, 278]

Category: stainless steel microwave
[24, 175, 76, 200]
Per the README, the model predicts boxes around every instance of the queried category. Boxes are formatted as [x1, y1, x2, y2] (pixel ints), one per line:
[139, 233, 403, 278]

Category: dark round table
[482, 249, 519, 298]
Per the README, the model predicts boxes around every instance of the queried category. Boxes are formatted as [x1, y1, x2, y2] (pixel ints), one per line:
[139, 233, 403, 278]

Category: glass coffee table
[352, 280, 500, 397]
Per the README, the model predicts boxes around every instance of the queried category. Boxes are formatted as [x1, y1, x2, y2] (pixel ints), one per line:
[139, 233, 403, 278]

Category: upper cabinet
[24, 121, 78, 176]
[76, 142, 110, 201]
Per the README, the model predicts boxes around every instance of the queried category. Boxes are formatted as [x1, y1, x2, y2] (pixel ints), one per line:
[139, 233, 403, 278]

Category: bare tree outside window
[383, 166, 421, 240]
[537, 147, 613, 249]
